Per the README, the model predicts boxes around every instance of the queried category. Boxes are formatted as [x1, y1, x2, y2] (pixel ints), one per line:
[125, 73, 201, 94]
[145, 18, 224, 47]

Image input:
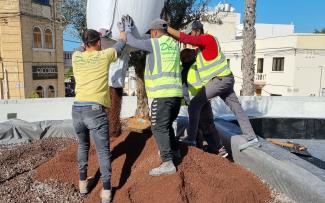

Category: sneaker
[79, 180, 88, 195]
[217, 146, 229, 158]
[149, 160, 176, 176]
[238, 138, 261, 151]
[101, 190, 111, 203]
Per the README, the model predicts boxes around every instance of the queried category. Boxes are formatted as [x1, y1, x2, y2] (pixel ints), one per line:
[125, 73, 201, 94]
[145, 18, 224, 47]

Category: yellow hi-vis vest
[187, 63, 203, 97]
[196, 37, 231, 84]
[144, 35, 183, 98]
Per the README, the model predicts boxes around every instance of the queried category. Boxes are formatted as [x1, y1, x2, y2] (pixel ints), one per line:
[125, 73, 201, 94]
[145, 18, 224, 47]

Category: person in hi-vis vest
[120, 15, 183, 176]
[180, 48, 228, 158]
[167, 21, 260, 151]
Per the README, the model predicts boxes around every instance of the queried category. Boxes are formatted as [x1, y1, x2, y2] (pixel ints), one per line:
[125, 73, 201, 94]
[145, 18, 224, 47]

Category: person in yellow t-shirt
[71, 28, 126, 203]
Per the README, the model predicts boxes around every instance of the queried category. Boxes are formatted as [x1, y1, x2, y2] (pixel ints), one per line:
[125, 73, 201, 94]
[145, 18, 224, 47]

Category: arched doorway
[35, 86, 44, 98]
[47, 85, 55, 98]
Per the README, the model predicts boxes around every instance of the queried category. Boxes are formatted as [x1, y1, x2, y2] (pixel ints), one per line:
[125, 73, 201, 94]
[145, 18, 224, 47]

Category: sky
[63, 0, 325, 51]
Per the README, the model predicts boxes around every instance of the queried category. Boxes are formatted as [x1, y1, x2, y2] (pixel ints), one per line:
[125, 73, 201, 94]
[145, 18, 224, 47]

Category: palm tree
[242, 0, 257, 96]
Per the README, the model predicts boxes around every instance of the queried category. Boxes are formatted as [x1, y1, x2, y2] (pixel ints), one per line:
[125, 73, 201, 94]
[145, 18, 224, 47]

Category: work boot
[79, 180, 88, 195]
[238, 138, 261, 151]
[217, 146, 229, 158]
[149, 160, 176, 176]
[101, 189, 111, 203]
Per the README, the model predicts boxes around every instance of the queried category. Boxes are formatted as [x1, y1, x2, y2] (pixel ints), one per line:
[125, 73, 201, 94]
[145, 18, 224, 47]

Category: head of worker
[190, 20, 204, 36]
[81, 29, 101, 51]
[146, 19, 168, 38]
[180, 48, 196, 68]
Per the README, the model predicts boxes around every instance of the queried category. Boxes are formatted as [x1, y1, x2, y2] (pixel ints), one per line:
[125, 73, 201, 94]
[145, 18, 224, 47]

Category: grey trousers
[151, 97, 181, 162]
[187, 74, 256, 142]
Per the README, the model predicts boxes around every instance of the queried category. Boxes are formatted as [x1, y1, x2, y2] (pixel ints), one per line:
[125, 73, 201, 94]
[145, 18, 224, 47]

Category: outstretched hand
[123, 15, 135, 33]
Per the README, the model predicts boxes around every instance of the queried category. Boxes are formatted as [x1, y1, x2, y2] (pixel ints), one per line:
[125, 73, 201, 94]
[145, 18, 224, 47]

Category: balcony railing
[255, 73, 266, 81]
[254, 73, 267, 88]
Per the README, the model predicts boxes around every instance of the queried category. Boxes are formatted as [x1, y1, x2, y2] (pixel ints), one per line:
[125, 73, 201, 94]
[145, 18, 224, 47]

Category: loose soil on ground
[34, 131, 271, 203]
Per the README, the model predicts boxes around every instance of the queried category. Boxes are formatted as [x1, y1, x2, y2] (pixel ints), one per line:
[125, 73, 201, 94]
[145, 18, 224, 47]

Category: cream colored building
[0, 0, 64, 99]
[201, 5, 325, 96]
[222, 34, 325, 96]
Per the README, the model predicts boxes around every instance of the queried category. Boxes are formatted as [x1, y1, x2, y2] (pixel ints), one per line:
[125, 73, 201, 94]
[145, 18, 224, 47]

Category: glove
[117, 21, 124, 32]
[123, 15, 135, 33]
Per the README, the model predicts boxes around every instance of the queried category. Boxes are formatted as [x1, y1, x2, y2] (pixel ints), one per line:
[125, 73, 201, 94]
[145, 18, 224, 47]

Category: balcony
[254, 73, 267, 89]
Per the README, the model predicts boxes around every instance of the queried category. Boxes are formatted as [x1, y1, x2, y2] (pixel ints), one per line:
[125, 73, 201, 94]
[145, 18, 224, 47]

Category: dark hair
[82, 29, 100, 47]
[180, 48, 196, 65]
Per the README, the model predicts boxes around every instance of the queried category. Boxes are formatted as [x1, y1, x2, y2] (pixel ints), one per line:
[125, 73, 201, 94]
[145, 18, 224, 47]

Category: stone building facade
[0, 0, 64, 99]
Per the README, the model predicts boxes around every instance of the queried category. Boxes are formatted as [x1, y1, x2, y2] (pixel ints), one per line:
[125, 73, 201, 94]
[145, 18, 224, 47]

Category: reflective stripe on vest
[196, 36, 231, 83]
[187, 64, 203, 97]
[144, 35, 183, 98]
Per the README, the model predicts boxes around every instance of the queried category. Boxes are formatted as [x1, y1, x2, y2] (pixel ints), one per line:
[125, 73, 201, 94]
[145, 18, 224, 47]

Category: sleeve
[112, 39, 126, 55]
[179, 32, 206, 47]
[103, 48, 118, 64]
[126, 33, 153, 52]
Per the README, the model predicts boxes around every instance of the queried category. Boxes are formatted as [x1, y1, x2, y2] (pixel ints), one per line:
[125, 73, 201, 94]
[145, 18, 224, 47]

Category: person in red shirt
[167, 21, 260, 151]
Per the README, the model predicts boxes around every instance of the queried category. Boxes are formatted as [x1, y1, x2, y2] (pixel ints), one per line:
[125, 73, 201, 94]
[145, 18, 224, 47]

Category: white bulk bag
[87, 0, 166, 40]
[108, 50, 129, 88]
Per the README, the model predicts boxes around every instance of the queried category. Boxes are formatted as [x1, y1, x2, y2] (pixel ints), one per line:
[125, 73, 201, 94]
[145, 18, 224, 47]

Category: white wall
[0, 97, 138, 122]
[223, 35, 325, 96]
[2, 97, 325, 123]
[255, 24, 294, 38]
[203, 12, 240, 42]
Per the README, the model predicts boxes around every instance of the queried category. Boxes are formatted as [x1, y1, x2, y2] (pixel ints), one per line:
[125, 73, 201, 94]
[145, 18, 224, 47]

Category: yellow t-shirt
[72, 48, 117, 107]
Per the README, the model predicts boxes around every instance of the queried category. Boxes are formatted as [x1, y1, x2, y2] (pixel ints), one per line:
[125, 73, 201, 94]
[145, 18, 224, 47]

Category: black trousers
[151, 97, 181, 162]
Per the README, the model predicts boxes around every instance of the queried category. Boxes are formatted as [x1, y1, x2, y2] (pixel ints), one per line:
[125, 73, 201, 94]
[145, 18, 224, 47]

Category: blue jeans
[72, 102, 111, 190]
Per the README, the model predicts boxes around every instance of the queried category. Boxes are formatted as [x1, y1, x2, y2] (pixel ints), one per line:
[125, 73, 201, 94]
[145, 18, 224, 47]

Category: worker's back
[72, 48, 117, 107]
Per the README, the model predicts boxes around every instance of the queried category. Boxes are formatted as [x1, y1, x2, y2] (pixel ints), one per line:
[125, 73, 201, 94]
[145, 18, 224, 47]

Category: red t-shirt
[179, 32, 219, 61]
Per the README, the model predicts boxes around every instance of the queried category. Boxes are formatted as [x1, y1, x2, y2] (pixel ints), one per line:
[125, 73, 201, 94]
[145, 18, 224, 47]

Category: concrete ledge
[216, 120, 325, 203]
[2, 96, 325, 122]
[0, 97, 139, 122]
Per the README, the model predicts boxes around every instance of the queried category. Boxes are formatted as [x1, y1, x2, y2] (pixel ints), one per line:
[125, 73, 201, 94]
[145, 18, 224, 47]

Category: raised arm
[126, 33, 153, 52]
[167, 26, 181, 40]
[121, 15, 153, 52]
[167, 26, 205, 47]
[112, 32, 126, 55]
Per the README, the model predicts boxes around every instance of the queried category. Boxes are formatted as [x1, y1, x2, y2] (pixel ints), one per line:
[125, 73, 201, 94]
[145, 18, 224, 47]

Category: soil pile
[0, 138, 82, 203]
[35, 132, 271, 203]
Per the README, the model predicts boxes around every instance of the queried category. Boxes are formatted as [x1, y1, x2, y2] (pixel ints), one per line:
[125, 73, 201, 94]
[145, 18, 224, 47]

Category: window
[257, 58, 264, 73]
[33, 27, 42, 48]
[36, 86, 44, 98]
[322, 88, 325, 97]
[47, 85, 55, 98]
[44, 28, 53, 49]
[272, 57, 284, 71]
[33, 0, 50, 5]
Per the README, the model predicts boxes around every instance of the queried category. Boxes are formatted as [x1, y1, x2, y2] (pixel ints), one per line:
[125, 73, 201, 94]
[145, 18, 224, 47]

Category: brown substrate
[126, 117, 151, 133]
[34, 132, 271, 203]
